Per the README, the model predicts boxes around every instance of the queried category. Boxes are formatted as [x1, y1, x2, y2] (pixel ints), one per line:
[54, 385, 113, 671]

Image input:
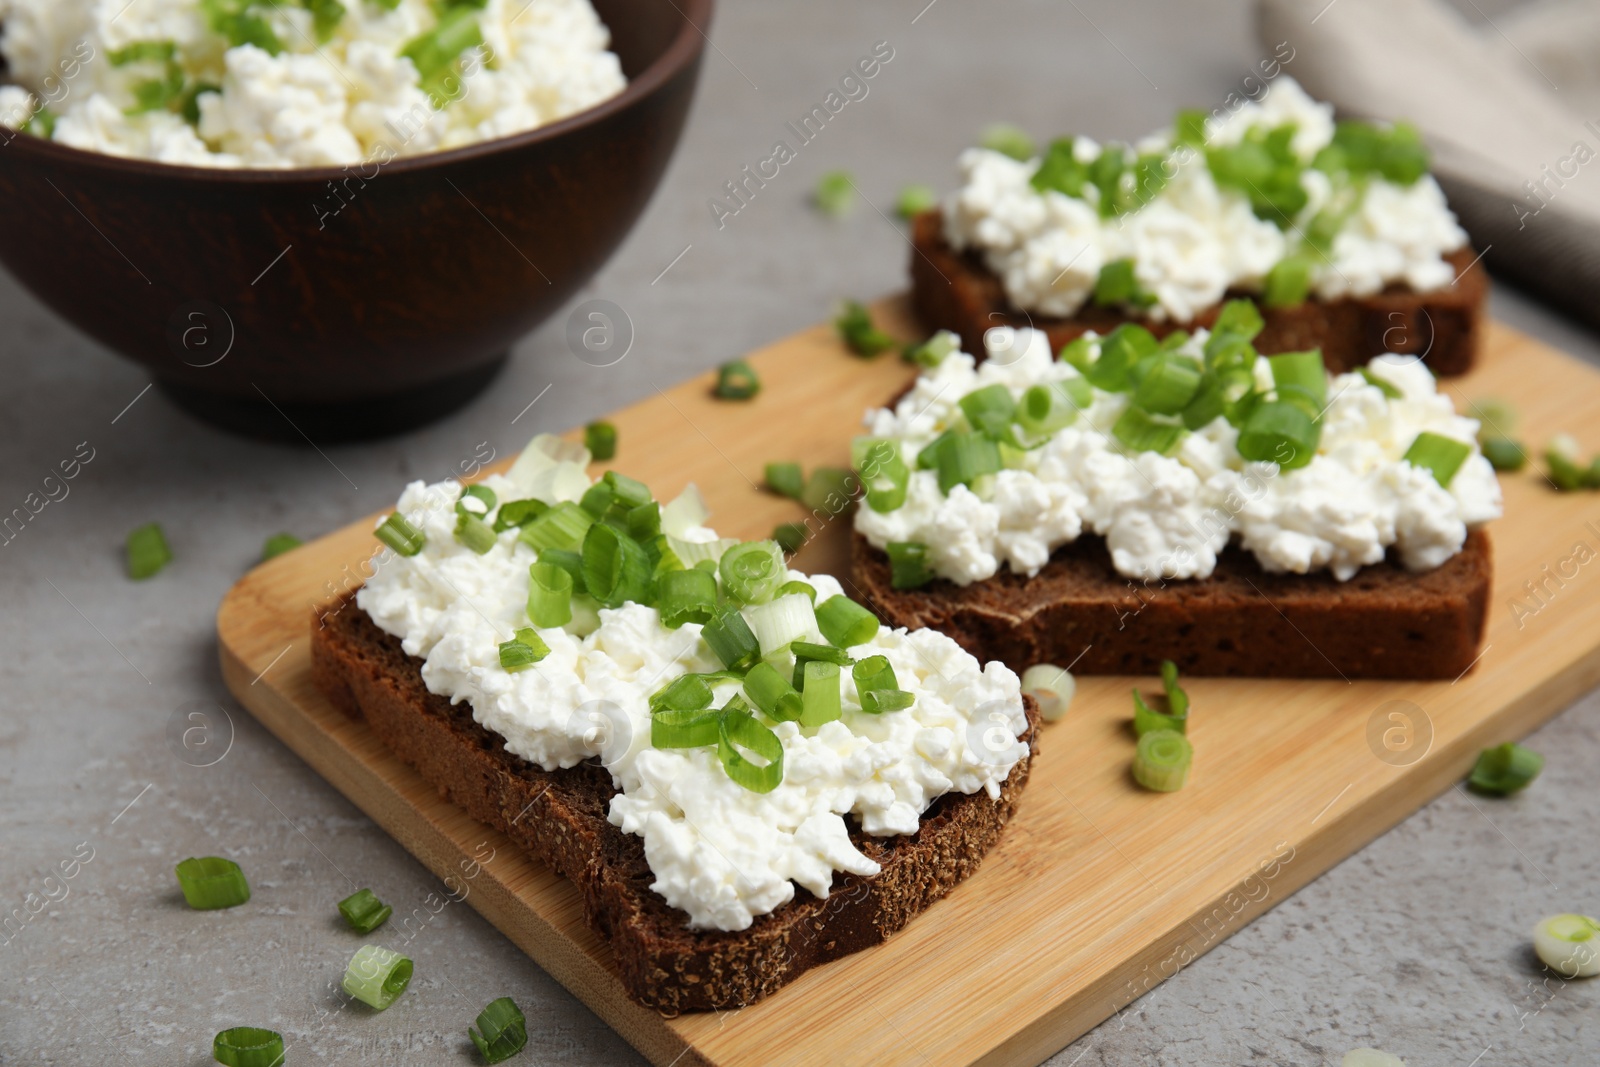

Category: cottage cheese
[854, 328, 1501, 584]
[943, 77, 1467, 322]
[0, 0, 625, 168]
[356, 470, 1028, 932]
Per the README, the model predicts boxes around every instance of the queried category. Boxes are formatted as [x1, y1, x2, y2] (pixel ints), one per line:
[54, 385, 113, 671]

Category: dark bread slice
[311, 599, 1039, 1012]
[851, 529, 1491, 680]
[909, 209, 1488, 376]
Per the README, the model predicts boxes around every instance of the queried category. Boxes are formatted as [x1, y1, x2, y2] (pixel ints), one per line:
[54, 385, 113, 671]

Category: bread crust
[850, 529, 1492, 680]
[909, 210, 1488, 376]
[311, 601, 1039, 1012]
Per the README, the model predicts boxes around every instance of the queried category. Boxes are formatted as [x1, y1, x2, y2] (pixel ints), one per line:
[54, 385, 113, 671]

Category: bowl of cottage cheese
[0, 0, 710, 439]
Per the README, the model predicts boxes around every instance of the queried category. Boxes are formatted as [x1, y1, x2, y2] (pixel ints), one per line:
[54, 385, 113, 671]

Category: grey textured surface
[2, 0, 1598, 1064]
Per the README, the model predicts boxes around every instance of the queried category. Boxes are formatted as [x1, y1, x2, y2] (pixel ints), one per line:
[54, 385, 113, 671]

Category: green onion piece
[650, 673, 715, 714]
[1020, 663, 1075, 722]
[764, 461, 805, 499]
[1479, 438, 1526, 472]
[657, 567, 717, 629]
[525, 560, 574, 628]
[23, 105, 56, 139]
[110, 40, 178, 66]
[852, 654, 907, 715]
[300, 0, 346, 42]
[1016, 381, 1081, 439]
[1236, 400, 1318, 470]
[584, 420, 617, 461]
[936, 432, 1002, 493]
[862, 687, 914, 714]
[777, 579, 816, 602]
[1112, 407, 1186, 455]
[537, 548, 586, 593]
[1159, 659, 1189, 718]
[260, 532, 302, 562]
[896, 183, 938, 219]
[1132, 688, 1187, 737]
[338, 888, 393, 934]
[744, 593, 819, 655]
[702, 608, 760, 671]
[1584, 457, 1600, 489]
[959, 384, 1019, 441]
[801, 466, 857, 512]
[342, 944, 413, 1011]
[835, 300, 895, 357]
[581, 523, 652, 607]
[981, 122, 1035, 161]
[455, 513, 497, 554]
[853, 437, 911, 513]
[1358, 366, 1403, 400]
[651, 705, 721, 747]
[493, 499, 547, 533]
[212, 1026, 285, 1067]
[127, 522, 173, 579]
[601, 470, 651, 510]
[469, 996, 529, 1064]
[886, 542, 935, 590]
[400, 6, 482, 91]
[743, 661, 804, 722]
[579, 481, 614, 518]
[1173, 108, 1208, 145]
[627, 502, 661, 541]
[718, 702, 785, 792]
[1132, 356, 1203, 415]
[814, 169, 855, 216]
[1532, 914, 1600, 978]
[1093, 258, 1155, 309]
[1468, 398, 1518, 439]
[498, 627, 550, 672]
[815, 595, 878, 647]
[773, 522, 808, 554]
[1269, 349, 1328, 413]
[1545, 437, 1587, 491]
[719, 540, 786, 604]
[713, 359, 761, 399]
[1403, 431, 1472, 488]
[204, 2, 283, 54]
[903, 329, 960, 368]
[1085, 324, 1158, 392]
[799, 660, 842, 726]
[175, 856, 250, 910]
[1132, 729, 1193, 792]
[1211, 298, 1265, 342]
[456, 483, 496, 518]
[1263, 255, 1312, 307]
[374, 513, 426, 556]
[1466, 741, 1543, 796]
[790, 641, 852, 667]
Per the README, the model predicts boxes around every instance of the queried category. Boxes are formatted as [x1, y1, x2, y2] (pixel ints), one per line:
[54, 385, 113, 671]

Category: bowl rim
[1, 0, 713, 184]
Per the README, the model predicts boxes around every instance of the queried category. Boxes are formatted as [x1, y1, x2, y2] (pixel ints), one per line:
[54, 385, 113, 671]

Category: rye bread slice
[850, 529, 1492, 680]
[310, 599, 1039, 1012]
[909, 209, 1488, 377]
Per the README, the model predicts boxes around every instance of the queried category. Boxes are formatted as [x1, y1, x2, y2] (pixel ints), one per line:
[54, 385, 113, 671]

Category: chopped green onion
[494, 498, 548, 533]
[669, 534, 737, 569]
[375, 513, 426, 556]
[469, 996, 529, 1064]
[790, 641, 852, 667]
[659, 484, 709, 539]
[22, 105, 56, 139]
[743, 593, 818, 656]
[778, 579, 816, 602]
[525, 560, 574, 628]
[1315, 119, 1429, 184]
[1403, 431, 1472, 488]
[1132, 356, 1203, 415]
[1093, 258, 1155, 309]
[764, 461, 805, 499]
[719, 540, 786, 605]
[1112, 407, 1186, 455]
[127, 522, 173, 579]
[852, 654, 912, 714]
[627, 502, 661, 541]
[1236, 400, 1317, 470]
[584, 420, 617, 461]
[773, 522, 808, 554]
[1132, 688, 1186, 737]
[886, 541, 935, 590]
[341, 944, 413, 1011]
[650, 673, 716, 714]
[110, 41, 178, 66]
[579, 481, 614, 518]
[1016, 381, 1081, 439]
[1263, 256, 1312, 307]
[212, 1026, 285, 1067]
[1086, 325, 1158, 392]
[1160, 659, 1190, 717]
[935, 432, 1002, 493]
[1532, 914, 1600, 978]
[338, 888, 393, 934]
[1020, 664, 1075, 722]
[835, 300, 895, 357]
[1211, 298, 1265, 342]
[657, 567, 717, 629]
[702, 608, 760, 671]
[600, 470, 650, 510]
[853, 437, 910, 512]
[1468, 398, 1519, 439]
[400, 6, 482, 98]
[799, 660, 842, 726]
[260, 532, 302, 562]
[538, 547, 585, 592]
[896, 183, 938, 218]
[815, 595, 878, 648]
[1268, 349, 1327, 413]
[718, 702, 784, 792]
[713, 359, 761, 399]
[1466, 741, 1542, 796]
[204, 1, 283, 54]
[1585, 457, 1600, 490]
[300, 0, 346, 42]
[801, 466, 856, 512]
[580, 523, 651, 607]
[498, 627, 550, 672]
[743, 661, 804, 722]
[959, 384, 1019, 441]
[1480, 438, 1527, 472]
[651, 705, 721, 748]
[814, 170, 855, 216]
[1206, 125, 1308, 225]
[175, 856, 250, 910]
[455, 483, 495, 517]
[904, 329, 961, 368]
[1358, 366, 1403, 399]
[1173, 108, 1208, 146]
[455, 513, 497, 554]
[1545, 436, 1588, 491]
[980, 122, 1035, 161]
[1132, 729, 1192, 792]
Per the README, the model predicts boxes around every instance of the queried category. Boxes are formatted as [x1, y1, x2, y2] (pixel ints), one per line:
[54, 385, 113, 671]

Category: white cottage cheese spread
[0, 0, 625, 168]
[942, 77, 1467, 322]
[854, 328, 1501, 584]
[355, 460, 1028, 932]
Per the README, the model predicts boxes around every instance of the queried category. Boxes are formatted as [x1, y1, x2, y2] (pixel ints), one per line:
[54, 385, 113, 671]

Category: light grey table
[3, 1, 1596, 1064]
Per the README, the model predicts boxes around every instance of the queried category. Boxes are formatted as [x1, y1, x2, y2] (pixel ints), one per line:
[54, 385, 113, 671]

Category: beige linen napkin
[1257, 0, 1600, 328]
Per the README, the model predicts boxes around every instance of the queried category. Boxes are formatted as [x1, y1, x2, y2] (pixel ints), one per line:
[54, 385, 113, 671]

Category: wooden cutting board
[218, 299, 1600, 1067]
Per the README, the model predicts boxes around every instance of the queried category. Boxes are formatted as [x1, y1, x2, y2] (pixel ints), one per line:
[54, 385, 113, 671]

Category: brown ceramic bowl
[0, 0, 709, 441]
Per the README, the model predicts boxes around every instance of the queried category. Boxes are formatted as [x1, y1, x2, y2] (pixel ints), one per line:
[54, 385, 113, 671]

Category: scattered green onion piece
[23, 105, 56, 138]
[127, 521, 173, 579]
[1532, 914, 1600, 978]
[1263, 256, 1312, 307]
[801, 466, 857, 512]
[204, 2, 283, 54]
[1268, 349, 1327, 413]
[764, 461, 805, 499]
[455, 513, 497, 554]
[1160, 659, 1190, 717]
[743, 593, 819, 656]
[1585, 457, 1600, 490]
[400, 6, 482, 94]
[341, 944, 413, 1011]
[260, 532, 302, 562]
[853, 437, 910, 513]
[959, 384, 1018, 441]
[773, 522, 808, 554]
[579, 481, 614, 518]
[851, 654, 913, 714]
[212, 1026, 285, 1067]
[110, 40, 178, 66]
[814, 170, 855, 216]
[1480, 438, 1527, 472]
[1466, 741, 1543, 796]
[493, 498, 547, 533]
[1236, 400, 1318, 470]
[1084, 325, 1158, 392]
[835, 300, 895, 357]
[498, 627, 550, 672]
[1469, 398, 1519, 440]
[519, 502, 592, 552]
[1358, 366, 1402, 400]
[1132, 729, 1192, 792]
[652, 706, 722, 748]
[338, 888, 393, 934]
[702, 608, 760, 672]
[456, 483, 496, 517]
[935, 432, 1001, 493]
[815, 595, 878, 647]
[1211, 298, 1265, 341]
[1020, 664, 1075, 722]
[301, 0, 346, 42]
[1132, 688, 1186, 737]
[903, 329, 960, 368]
[581, 523, 652, 608]
[537, 547, 586, 592]
[1403, 431, 1472, 488]
[650, 673, 715, 714]
[719, 540, 786, 605]
[469, 996, 529, 1064]
[657, 567, 717, 629]
[713, 359, 761, 399]
[743, 661, 804, 722]
[523, 560, 574, 629]
[896, 183, 937, 218]
[799, 660, 842, 726]
[1173, 108, 1208, 146]
[584, 420, 617, 461]
[1093, 258, 1154, 309]
[627, 502, 661, 541]
[601, 471, 651, 510]
[1016, 381, 1081, 440]
[886, 541, 935, 590]
[1545, 437, 1587, 492]
[1132, 356, 1203, 415]
[980, 122, 1035, 161]
[777, 579, 816, 602]
[718, 702, 785, 793]
[1112, 407, 1186, 455]
[175, 856, 250, 910]
[790, 641, 852, 667]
